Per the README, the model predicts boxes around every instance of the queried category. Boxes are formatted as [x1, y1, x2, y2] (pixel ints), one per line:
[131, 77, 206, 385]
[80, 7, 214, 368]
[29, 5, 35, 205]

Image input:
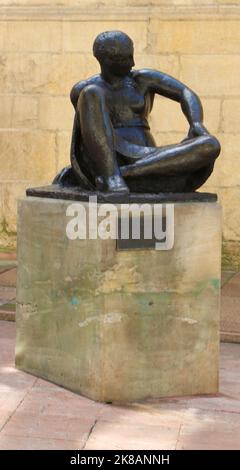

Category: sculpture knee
[205, 135, 221, 160]
[78, 84, 103, 111]
[197, 135, 221, 163]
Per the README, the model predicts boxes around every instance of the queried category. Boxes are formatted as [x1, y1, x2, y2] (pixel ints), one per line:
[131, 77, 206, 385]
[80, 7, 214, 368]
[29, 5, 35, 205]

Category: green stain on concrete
[210, 278, 220, 290]
[136, 292, 171, 310]
[192, 278, 220, 296]
[71, 297, 80, 305]
[192, 281, 208, 297]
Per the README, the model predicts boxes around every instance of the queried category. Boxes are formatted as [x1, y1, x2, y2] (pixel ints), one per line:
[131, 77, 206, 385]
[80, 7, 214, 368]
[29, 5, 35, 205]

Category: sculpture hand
[188, 122, 209, 139]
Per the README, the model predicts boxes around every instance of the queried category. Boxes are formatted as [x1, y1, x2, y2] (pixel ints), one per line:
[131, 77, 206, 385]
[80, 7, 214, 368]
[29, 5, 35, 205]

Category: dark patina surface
[27, 185, 217, 203]
[28, 30, 221, 199]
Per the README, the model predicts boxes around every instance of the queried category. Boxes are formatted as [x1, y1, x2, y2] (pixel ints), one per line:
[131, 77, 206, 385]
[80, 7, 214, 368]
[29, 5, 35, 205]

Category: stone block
[201, 98, 221, 134]
[56, 53, 97, 92]
[0, 0, 220, 5]
[0, 21, 61, 52]
[56, 131, 71, 171]
[16, 197, 221, 402]
[62, 21, 147, 53]
[201, 185, 240, 246]
[134, 54, 179, 78]
[39, 97, 73, 131]
[12, 96, 38, 129]
[218, 188, 240, 242]
[216, 0, 240, 3]
[0, 53, 97, 96]
[0, 95, 12, 128]
[149, 20, 240, 54]
[2, 0, 71, 3]
[150, 95, 188, 134]
[2, 183, 36, 233]
[152, 132, 186, 148]
[180, 55, 240, 96]
[0, 130, 56, 181]
[0, 53, 53, 95]
[0, 184, 4, 232]
[222, 99, 240, 134]
[204, 134, 240, 188]
[150, 96, 220, 135]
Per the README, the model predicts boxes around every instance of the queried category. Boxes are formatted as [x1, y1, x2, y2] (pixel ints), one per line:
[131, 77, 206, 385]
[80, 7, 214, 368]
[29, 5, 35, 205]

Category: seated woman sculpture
[54, 30, 220, 194]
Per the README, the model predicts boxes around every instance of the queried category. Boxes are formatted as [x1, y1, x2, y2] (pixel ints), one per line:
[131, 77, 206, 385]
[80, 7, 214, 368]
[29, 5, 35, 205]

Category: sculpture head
[93, 31, 135, 77]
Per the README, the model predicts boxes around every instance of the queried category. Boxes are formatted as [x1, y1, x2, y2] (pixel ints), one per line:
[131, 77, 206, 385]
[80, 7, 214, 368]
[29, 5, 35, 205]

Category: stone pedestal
[16, 196, 222, 402]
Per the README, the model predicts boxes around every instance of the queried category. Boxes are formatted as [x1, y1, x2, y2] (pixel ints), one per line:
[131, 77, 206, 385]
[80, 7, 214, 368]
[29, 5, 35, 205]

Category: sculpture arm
[70, 80, 88, 109]
[136, 69, 209, 137]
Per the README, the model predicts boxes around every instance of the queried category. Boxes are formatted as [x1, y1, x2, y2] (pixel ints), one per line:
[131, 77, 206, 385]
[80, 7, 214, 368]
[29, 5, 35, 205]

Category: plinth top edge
[26, 185, 218, 204]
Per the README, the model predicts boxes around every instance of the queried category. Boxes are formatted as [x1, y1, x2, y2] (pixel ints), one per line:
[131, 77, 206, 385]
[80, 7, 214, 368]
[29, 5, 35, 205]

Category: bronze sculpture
[54, 30, 220, 194]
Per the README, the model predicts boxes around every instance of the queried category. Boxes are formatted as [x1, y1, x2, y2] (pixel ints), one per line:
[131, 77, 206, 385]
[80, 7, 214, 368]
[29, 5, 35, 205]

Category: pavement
[0, 320, 239, 450]
[0, 255, 16, 322]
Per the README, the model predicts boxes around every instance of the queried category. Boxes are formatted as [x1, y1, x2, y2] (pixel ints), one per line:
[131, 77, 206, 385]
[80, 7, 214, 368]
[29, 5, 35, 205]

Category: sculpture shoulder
[132, 68, 183, 95]
[132, 68, 170, 86]
[70, 75, 101, 109]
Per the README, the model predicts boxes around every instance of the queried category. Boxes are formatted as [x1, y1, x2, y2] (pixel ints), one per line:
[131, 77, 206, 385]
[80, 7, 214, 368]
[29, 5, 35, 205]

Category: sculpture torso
[71, 71, 156, 146]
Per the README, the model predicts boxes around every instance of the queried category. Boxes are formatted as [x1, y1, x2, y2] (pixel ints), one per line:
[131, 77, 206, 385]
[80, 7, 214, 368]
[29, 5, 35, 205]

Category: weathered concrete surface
[15, 197, 222, 402]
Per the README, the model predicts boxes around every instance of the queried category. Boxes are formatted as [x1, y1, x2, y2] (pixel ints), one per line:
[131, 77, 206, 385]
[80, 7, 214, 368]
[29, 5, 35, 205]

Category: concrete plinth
[16, 196, 222, 402]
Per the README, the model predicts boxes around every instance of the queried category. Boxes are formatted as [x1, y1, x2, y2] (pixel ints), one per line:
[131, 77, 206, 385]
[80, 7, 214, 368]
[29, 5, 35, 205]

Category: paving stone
[84, 420, 179, 450]
[0, 287, 16, 306]
[0, 269, 8, 275]
[0, 320, 16, 341]
[0, 365, 36, 393]
[2, 412, 95, 442]
[221, 273, 240, 297]
[176, 409, 240, 450]
[98, 403, 185, 428]
[0, 307, 16, 322]
[0, 253, 16, 261]
[0, 391, 26, 430]
[221, 270, 237, 287]
[186, 395, 240, 414]
[0, 268, 17, 287]
[17, 389, 103, 418]
[0, 435, 84, 450]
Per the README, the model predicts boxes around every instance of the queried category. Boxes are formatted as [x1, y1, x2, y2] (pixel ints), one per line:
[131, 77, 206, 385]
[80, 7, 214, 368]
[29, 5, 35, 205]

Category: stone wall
[0, 1, 239, 268]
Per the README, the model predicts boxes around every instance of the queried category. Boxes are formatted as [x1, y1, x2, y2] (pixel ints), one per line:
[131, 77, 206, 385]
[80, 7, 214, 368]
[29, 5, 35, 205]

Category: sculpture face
[93, 31, 135, 77]
[101, 48, 135, 77]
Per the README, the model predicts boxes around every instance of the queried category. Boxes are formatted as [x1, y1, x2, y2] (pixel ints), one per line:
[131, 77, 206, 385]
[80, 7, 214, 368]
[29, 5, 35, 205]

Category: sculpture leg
[120, 135, 220, 178]
[78, 84, 129, 193]
[184, 161, 215, 192]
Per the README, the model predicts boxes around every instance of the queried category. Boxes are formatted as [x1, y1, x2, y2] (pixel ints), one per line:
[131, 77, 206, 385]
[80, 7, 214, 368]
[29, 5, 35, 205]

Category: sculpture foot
[95, 175, 129, 194]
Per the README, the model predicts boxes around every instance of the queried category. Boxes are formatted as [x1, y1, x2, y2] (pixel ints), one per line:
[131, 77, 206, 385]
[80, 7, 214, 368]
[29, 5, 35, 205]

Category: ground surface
[0, 320, 240, 450]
